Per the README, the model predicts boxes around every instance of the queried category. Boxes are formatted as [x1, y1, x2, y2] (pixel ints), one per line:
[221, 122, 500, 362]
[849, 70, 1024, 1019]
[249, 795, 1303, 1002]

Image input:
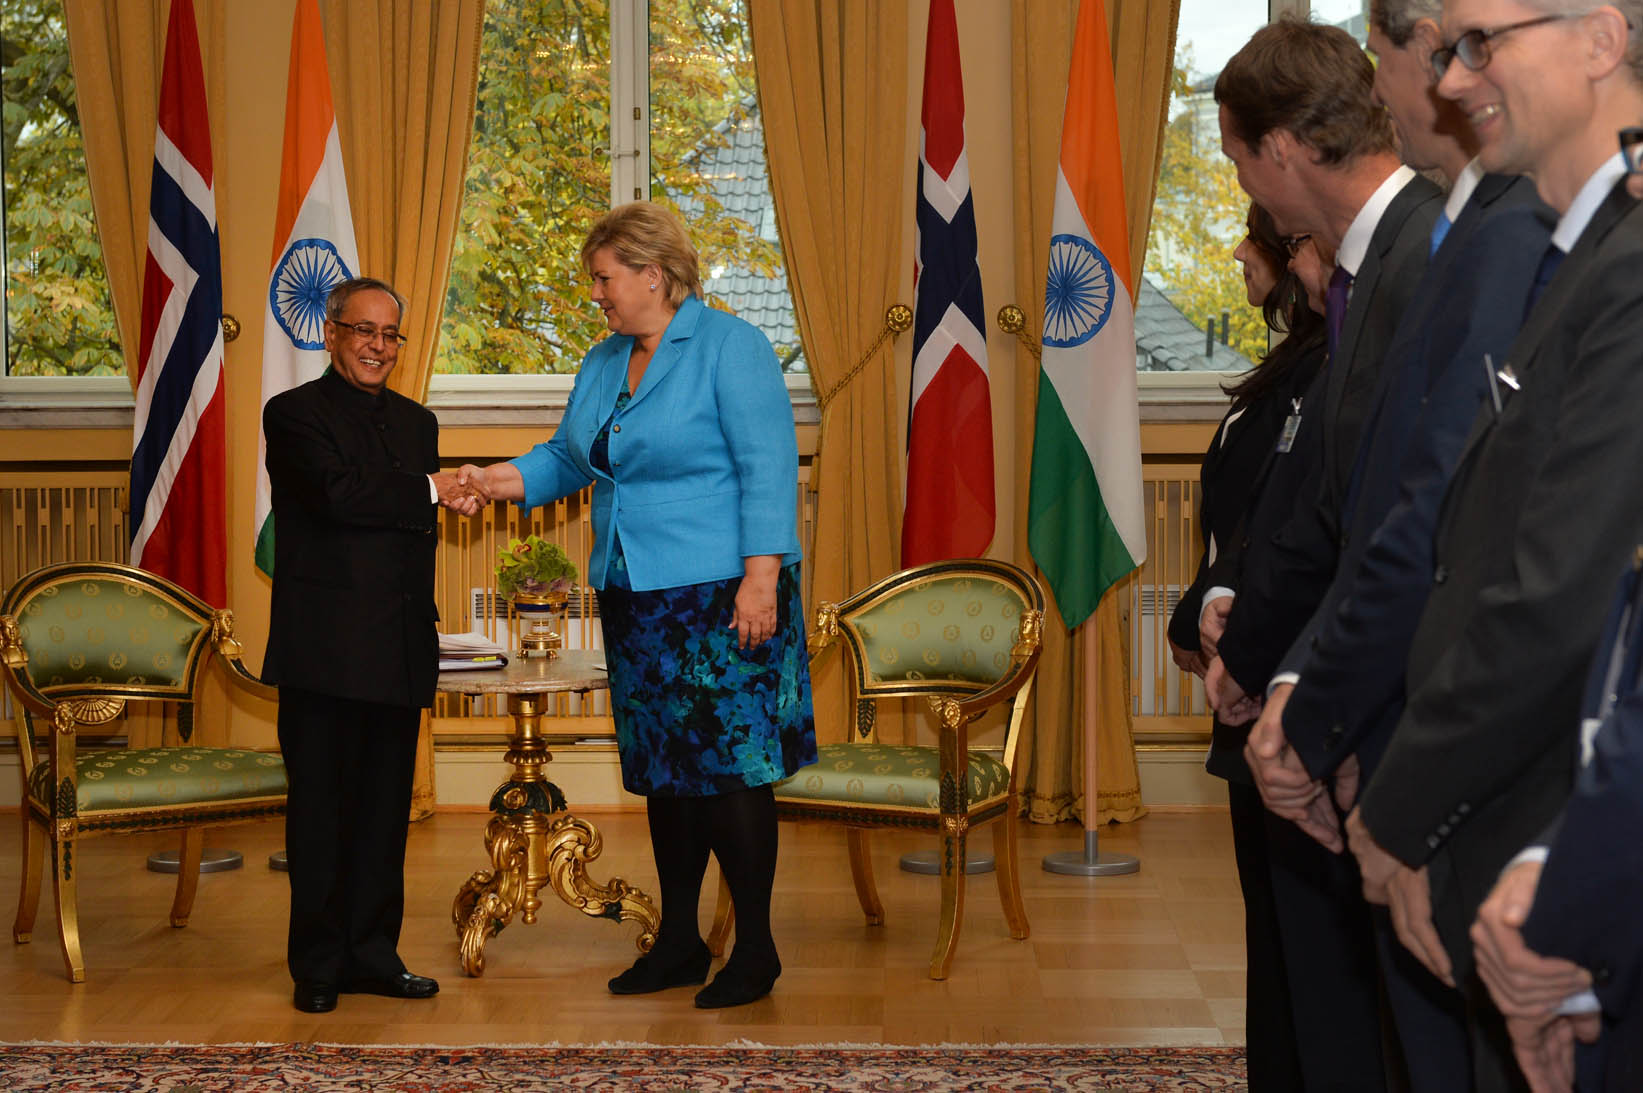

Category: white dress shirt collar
[1337, 164, 1417, 277]
[1551, 151, 1628, 254]
[1445, 159, 1486, 223]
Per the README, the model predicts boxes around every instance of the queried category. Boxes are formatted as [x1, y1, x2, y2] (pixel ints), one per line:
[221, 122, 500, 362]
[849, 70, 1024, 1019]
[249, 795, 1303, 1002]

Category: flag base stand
[269, 849, 289, 872]
[146, 848, 243, 874]
[1042, 830, 1139, 877]
[899, 850, 995, 875]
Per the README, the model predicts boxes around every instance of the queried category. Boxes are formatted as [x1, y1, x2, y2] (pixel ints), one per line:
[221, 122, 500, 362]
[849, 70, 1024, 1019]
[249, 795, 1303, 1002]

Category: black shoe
[342, 971, 440, 999]
[693, 951, 780, 1009]
[293, 980, 339, 1013]
[608, 939, 713, 995]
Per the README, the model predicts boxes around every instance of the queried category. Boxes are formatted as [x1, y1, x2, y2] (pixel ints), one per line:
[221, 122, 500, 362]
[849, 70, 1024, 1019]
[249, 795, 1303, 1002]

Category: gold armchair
[709, 558, 1044, 979]
[1, 561, 286, 982]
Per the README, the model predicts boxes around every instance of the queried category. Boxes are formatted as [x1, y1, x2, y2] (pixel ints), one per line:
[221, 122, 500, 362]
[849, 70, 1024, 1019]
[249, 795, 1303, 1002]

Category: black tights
[646, 785, 778, 963]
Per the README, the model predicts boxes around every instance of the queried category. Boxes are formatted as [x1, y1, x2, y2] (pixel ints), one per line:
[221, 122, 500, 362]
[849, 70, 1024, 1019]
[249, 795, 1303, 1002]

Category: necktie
[1326, 266, 1353, 359]
[1429, 211, 1452, 257]
[1526, 245, 1565, 312]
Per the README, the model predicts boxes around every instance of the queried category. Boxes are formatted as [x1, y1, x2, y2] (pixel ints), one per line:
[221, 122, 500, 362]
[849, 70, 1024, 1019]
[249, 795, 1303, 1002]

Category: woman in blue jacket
[456, 202, 815, 1008]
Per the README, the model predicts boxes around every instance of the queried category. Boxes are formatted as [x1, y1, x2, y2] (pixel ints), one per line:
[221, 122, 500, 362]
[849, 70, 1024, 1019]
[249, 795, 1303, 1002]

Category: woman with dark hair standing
[1166, 202, 1328, 1089]
[454, 201, 814, 1009]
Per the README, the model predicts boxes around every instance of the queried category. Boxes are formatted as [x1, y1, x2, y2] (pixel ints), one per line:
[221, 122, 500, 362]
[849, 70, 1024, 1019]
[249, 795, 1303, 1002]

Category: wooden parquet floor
[0, 807, 1245, 1046]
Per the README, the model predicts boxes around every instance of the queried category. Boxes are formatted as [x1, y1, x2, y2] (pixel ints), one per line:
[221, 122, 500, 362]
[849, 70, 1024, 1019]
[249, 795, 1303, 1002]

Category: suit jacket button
[1329, 724, 1344, 738]
[1437, 823, 1451, 836]
[613, 424, 621, 432]
[1457, 803, 1470, 815]
[1594, 966, 1612, 985]
[1433, 565, 1449, 584]
[1426, 834, 1441, 850]
[392, 459, 402, 469]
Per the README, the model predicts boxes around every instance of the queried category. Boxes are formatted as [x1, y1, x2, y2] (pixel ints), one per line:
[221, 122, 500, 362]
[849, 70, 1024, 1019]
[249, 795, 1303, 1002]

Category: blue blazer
[510, 295, 800, 591]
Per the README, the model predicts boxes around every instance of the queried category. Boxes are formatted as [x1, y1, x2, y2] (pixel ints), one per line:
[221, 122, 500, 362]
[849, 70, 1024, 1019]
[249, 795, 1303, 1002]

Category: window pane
[1141, 0, 1270, 374]
[1312, 0, 1368, 39]
[650, 0, 804, 372]
[437, 0, 615, 376]
[2, 0, 121, 377]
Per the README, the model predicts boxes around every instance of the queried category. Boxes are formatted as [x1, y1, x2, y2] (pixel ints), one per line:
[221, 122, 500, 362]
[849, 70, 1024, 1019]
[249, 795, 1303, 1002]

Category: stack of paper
[438, 630, 509, 672]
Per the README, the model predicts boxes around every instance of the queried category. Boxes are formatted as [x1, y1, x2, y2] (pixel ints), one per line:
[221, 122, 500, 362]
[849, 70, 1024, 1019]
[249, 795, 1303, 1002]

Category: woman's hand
[731, 555, 782, 650]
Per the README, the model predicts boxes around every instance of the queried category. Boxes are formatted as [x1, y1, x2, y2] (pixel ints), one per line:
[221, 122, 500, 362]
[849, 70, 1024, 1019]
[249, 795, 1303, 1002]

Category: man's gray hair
[325, 277, 406, 322]
[1519, 0, 1643, 83]
[1371, 0, 1442, 46]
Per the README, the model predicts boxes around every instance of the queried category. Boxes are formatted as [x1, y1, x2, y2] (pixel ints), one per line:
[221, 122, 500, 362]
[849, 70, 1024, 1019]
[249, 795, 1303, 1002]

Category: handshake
[432, 465, 492, 517]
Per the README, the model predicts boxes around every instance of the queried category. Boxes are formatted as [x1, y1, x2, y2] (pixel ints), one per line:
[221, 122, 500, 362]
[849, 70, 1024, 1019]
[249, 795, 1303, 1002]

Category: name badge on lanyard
[1276, 398, 1303, 454]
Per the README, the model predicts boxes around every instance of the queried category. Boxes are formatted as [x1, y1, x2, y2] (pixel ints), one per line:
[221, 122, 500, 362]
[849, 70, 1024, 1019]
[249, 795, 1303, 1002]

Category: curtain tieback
[815, 304, 914, 414]
[997, 305, 1041, 363]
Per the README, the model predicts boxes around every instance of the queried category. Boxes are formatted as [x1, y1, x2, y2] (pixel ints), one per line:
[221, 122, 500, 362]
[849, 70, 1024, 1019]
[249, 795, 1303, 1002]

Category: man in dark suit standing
[1340, 1, 1643, 1087]
[1198, 18, 1443, 1091]
[264, 277, 473, 1014]
[1472, 547, 1643, 1093]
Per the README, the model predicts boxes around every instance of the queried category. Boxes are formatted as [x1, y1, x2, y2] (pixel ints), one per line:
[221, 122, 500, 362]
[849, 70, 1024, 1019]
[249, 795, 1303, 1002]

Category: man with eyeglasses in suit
[1334, 3, 1643, 1089]
[264, 276, 477, 1013]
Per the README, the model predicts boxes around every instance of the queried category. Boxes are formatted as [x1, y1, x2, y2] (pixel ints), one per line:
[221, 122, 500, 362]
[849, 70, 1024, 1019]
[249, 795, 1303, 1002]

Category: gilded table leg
[451, 814, 530, 976]
[542, 812, 658, 951]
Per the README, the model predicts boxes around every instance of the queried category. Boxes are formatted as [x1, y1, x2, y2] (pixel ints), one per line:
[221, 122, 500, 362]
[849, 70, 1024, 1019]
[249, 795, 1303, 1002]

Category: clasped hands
[432, 465, 492, 516]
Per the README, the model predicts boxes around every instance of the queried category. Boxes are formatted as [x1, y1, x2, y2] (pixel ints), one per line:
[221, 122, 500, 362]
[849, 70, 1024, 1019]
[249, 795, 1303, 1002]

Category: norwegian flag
[901, 0, 995, 567]
[129, 0, 226, 605]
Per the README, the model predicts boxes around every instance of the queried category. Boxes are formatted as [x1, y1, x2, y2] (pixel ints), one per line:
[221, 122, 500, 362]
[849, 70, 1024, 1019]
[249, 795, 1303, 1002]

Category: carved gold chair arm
[209, 609, 277, 701]
[0, 613, 56, 720]
[805, 601, 843, 660]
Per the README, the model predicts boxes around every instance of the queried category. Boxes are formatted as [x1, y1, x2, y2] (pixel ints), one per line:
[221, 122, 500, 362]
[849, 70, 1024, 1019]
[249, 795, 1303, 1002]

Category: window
[1140, 0, 1367, 388]
[1, 0, 121, 379]
[435, 0, 801, 379]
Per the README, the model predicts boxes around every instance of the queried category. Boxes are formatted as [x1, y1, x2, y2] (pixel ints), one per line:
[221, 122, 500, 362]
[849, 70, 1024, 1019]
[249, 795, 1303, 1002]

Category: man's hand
[432, 470, 486, 516]
[1199, 595, 1233, 658]
[1387, 861, 1453, 987]
[1345, 805, 1401, 903]
[1505, 1012, 1600, 1093]
[1205, 656, 1261, 725]
[1245, 684, 1323, 814]
[1474, 860, 1593, 1019]
[1333, 753, 1361, 812]
[1169, 638, 1209, 678]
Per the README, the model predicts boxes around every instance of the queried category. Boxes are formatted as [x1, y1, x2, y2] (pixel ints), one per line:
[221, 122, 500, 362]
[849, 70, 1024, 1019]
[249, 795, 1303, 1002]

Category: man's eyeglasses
[1622, 127, 1643, 174]
[1429, 12, 1581, 80]
[329, 319, 408, 347]
[1281, 233, 1311, 257]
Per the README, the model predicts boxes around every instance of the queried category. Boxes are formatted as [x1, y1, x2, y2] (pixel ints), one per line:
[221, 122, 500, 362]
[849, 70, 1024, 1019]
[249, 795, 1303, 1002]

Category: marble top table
[437, 651, 657, 975]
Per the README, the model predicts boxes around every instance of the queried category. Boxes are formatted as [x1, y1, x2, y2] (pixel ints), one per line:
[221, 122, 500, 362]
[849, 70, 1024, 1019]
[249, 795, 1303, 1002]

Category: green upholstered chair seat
[26, 747, 287, 813]
[775, 742, 1010, 811]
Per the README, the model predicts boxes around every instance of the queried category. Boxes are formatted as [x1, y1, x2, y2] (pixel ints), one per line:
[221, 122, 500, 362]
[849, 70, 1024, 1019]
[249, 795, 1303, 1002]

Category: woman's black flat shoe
[607, 939, 712, 995]
[693, 953, 781, 1008]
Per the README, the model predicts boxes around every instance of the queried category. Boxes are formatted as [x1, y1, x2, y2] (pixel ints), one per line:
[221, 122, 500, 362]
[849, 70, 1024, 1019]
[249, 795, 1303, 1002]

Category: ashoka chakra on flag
[270, 237, 353, 350]
[1043, 234, 1115, 348]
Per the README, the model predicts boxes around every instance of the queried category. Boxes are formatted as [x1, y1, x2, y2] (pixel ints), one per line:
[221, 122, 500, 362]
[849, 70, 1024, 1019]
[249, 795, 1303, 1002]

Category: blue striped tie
[1429, 211, 1452, 256]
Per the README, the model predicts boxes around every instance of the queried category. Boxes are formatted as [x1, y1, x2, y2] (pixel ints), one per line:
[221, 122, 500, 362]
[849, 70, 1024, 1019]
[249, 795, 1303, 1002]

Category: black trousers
[277, 687, 421, 985]
[1229, 779, 1391, 1092]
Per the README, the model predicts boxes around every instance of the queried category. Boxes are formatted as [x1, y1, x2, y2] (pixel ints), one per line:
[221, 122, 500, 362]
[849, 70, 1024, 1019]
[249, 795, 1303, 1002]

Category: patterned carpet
[3, 1042, 1248, 1091]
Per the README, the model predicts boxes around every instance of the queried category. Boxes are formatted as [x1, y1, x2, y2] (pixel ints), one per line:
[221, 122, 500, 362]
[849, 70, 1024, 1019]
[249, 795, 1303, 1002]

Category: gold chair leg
[13, 811, 42, 943]
[929, 829, 967, 980]
[169, 828, 204, 928]
[51, 834, 85, 983]
[993, 807, 1029, 940]
[846, 828, 884, 925]
[706, 868, 734, 957]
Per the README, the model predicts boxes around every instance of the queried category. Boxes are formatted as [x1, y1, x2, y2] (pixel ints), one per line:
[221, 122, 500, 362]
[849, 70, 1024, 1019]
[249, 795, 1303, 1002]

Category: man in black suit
[1340, 1, 1643, 1087]
[1473, 548, 1643, 1093]
[1205, 18, 1443, 718]
[264, 277, 474, 1014]
[1196, 18, 1444, 1091]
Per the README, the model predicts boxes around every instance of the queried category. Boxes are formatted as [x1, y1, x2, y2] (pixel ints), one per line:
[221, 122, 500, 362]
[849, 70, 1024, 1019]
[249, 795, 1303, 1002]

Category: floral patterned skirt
[597, 561, 817, 797]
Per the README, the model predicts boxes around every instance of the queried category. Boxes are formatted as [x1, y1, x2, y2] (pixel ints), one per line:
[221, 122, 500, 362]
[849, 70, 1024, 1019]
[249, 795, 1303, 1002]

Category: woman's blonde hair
[580, 201, 703, 308]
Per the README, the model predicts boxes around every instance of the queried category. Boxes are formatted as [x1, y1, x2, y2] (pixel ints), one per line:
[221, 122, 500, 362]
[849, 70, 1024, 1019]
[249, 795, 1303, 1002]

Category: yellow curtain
[750, 0, 912, 744]
[319, 0, 486, 818]
[1005, 0, 1178, 825]
[319, 0, 485, 404]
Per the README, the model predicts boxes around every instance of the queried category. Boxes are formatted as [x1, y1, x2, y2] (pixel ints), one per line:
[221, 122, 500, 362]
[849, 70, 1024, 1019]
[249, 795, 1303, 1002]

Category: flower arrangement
[495, 534, 578, 601]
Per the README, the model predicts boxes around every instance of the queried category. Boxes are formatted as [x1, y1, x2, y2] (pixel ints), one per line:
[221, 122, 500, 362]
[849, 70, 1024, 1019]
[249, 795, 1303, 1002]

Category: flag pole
[1043, 604, 1139, 875]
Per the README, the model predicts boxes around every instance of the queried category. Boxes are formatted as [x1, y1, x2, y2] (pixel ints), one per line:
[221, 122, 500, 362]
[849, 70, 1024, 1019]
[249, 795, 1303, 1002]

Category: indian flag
[253, 0, 360, 577]
[1026, 0, 1144, 629]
